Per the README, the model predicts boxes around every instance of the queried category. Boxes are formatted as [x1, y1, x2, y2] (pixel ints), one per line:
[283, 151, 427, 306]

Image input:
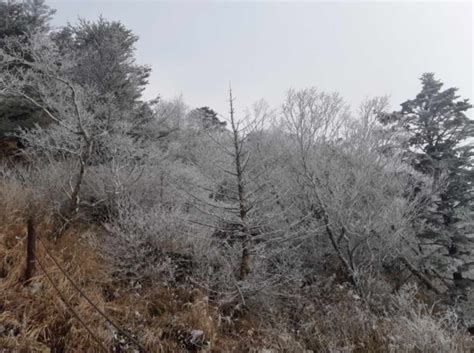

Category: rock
[28, 282, 43, 295]
[189, 329, 204, 346]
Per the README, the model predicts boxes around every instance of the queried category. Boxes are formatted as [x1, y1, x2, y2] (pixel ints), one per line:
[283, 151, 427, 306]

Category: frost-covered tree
[187, 106, 227, 131]
[0, 0, 55, 41]
[281, 89, 431, 289]
[0, 0, 56, 139]
[379, 73, 474, 291]
[52, 17, 151, 119]
[184, 89, 292, 289]
[0, 33, 121, 217]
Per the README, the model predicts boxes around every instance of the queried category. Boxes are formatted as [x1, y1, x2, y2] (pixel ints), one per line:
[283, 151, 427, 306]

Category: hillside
[0, 1, 473, 352]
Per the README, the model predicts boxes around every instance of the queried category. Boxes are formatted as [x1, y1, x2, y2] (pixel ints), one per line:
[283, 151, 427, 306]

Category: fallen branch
[399, 257, 441, 295]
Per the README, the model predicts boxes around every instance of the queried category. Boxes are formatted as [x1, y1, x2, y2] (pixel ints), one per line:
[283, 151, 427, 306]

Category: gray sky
[50, 0, 473, 117]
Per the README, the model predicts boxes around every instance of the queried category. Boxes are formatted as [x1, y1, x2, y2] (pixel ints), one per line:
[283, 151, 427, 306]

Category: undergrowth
[0, 182, 472, 352]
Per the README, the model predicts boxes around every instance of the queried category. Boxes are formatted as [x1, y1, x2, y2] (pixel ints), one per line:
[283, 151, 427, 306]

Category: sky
[49, 0, 473, 117]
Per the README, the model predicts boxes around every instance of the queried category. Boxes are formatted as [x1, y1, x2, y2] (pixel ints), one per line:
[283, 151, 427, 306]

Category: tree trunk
[239, 235, 251, 281]
[229, 87, 251, 281]
[67, 140, 93, 218]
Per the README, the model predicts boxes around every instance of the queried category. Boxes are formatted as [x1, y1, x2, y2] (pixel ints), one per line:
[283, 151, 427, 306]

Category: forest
[0, 1, 473, 352]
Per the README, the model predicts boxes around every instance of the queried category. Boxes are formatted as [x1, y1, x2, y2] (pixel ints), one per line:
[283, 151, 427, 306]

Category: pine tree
[380, 73, 473, 289]
[0, 0, 55, 41]
[188, 106, 227, 131]
[0, 0, 55, 141]
[52, 17, 151, 117]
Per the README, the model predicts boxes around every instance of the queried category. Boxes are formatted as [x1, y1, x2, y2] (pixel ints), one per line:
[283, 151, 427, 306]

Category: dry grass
[0, 203, 263, 352]
[0, 217, 110, 351]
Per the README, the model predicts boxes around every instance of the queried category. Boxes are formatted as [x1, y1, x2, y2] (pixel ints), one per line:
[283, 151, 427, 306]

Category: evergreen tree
[0, 0, 55, 139]
[380, 73, 473, 288]
[53, 17, 151, 118]
[0, 0, 55, 41]
[188, 106, 227, 131]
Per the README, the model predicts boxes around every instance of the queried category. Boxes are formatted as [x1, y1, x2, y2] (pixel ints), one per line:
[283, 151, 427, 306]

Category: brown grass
[0, 206, 264, 352]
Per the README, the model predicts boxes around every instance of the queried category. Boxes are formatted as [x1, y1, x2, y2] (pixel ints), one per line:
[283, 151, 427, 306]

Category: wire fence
[26, 218, 149, 353]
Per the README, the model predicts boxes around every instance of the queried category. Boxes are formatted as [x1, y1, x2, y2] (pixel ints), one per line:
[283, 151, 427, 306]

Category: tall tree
[53, 17, 151, 119]
[379, 73, 474, 289]
[0, 0, 55, 41]
[281, 89, 427, 289]
[0, 0, 54, 71]
[1, 33, 104, 216]
[0, 0, 56, 140]
[47, 17, 154, 165]
[184, 90, 291, 295]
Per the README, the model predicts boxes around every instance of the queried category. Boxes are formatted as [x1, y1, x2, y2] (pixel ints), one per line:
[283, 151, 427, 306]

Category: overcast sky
[49, 0, 473, 117]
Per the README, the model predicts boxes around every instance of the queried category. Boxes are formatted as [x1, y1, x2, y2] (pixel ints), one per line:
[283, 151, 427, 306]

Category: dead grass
[0, 208, 264, 352]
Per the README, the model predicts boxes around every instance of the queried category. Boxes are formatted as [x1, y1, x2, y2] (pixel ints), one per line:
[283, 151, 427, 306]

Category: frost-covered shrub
[258, 282, 472, 353]
[387, 284, 471, 353]
[0, 161, 74, 218]
[96, 192, 206, 285]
